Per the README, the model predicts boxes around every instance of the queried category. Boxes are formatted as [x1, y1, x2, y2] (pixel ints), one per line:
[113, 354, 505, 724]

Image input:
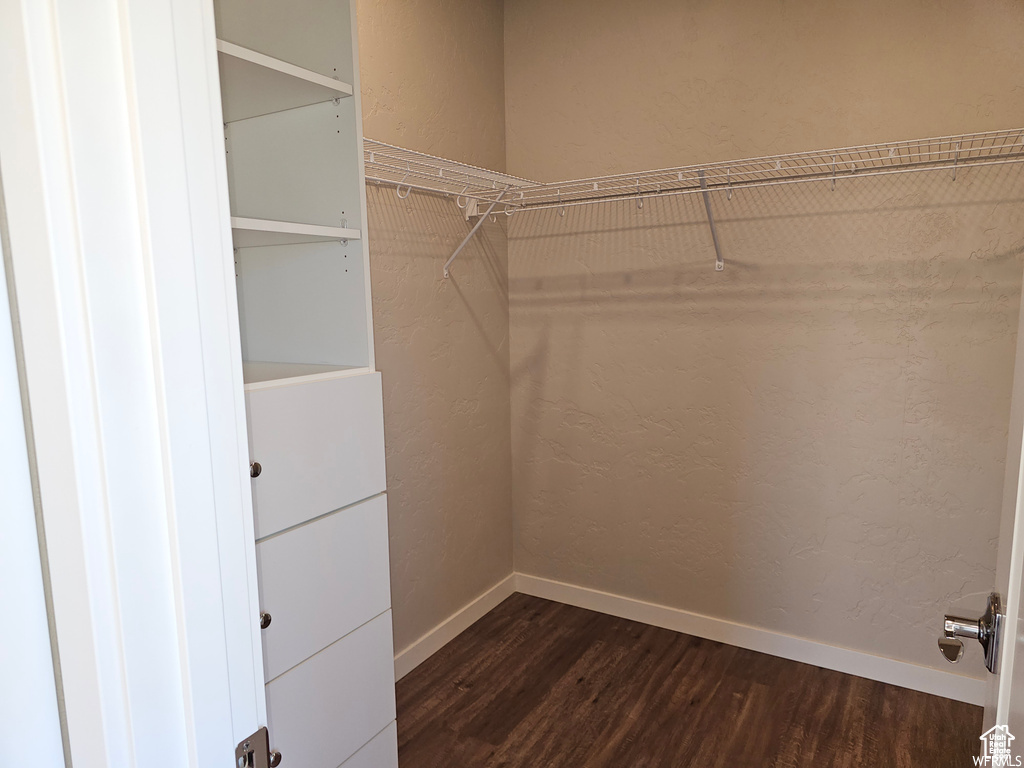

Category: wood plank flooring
[396, 593, 981, 768]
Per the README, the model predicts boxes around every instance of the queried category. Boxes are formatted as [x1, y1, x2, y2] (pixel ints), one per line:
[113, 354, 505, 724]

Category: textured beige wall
[505, 0, 1024, 677]
[358, 0, 1024, 677]
[359, 0, 506, 170]
[509, 168, 1024, 677]
[504, 0, 1024, 181]
[357, 0, 511, 654]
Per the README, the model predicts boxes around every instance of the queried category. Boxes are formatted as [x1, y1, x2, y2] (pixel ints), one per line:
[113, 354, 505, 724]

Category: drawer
[340, 722, 398, 768]
[266, 611, 396, 768]
[257, 494, 391, 680]
[247, 371, 386, 538]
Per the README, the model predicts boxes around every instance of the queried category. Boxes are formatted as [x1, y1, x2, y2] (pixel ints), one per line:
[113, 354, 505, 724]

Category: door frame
[987, 256, 1024, 728]
[0, 0, 266, 764]
[0, 171, 66, 768]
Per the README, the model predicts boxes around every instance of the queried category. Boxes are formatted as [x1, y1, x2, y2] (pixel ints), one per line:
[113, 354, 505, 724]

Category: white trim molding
[392, 572, 986, 706]
[394, 575, 517, 680]
[0, 186, 65, 768]
[514, 573, 986, 706]
[0, 0, 265, 763]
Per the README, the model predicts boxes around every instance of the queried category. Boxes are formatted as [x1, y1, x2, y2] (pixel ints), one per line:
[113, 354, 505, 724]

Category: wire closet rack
[364, 129, 1024, 276]
[364, 139, 530, 205]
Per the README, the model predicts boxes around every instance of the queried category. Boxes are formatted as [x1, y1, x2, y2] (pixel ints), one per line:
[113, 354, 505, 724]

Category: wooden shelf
[242, 361, 370, 390]
[231, 217, 361, 248]
[217, 40, 353, 122]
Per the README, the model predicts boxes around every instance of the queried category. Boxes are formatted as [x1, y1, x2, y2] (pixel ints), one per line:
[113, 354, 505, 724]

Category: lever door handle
[944, 615, 981, 641]
[937, 593, 1003, 674]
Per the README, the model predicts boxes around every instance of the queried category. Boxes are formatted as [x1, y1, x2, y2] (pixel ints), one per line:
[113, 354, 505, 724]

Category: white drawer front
[266, 611, 396, 768]
[341, 722, 398, 768]
[247, 372, 386, 538]
[257, 494, 391, 681]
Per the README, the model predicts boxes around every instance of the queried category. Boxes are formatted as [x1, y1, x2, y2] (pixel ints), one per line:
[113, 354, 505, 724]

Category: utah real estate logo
[977, 726, 1021, 767]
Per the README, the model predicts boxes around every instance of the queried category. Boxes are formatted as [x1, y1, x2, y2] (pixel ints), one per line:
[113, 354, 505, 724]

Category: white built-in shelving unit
[217, 0, 373, 389]
[214, 1, 396, 767]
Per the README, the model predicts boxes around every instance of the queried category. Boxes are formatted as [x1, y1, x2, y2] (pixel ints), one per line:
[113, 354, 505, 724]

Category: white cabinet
[213, 0, 395, 764]
[246, 373, 386, 539]
[257, 494, 391, 681]
[265, 611, 396, 768]
[341, 722, 399, 768]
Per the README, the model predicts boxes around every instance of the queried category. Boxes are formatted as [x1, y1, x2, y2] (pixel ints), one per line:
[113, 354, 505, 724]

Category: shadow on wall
[365, 184, 514, 653]
[367, 182, 509, 380]
[507, 163, 1024, 674]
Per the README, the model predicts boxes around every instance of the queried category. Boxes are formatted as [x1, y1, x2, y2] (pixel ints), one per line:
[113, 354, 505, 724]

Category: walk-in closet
[5, 0, 1024, 767]
[222, 0, 1024, 765]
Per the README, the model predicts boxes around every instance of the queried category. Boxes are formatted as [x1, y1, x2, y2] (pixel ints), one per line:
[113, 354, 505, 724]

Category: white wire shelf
[363, 128, 1024, 276]
[363, 139, 532, 206]
[511, 129, 1024, 212]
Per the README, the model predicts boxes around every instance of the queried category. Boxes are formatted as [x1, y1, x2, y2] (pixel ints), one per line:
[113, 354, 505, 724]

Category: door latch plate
[236, 727, 281, 768]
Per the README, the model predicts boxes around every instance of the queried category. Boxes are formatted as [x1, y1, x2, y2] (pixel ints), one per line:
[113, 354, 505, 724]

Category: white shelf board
[242, 361, 370, 390]
[231, 217, 361, 248]
[217, 40, 353, 123]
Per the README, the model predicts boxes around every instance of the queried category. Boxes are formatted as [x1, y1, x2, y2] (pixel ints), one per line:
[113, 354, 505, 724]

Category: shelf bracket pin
[727, 168, 732, 200]
[831, 155, 837, 191]
[952, 141, 961, 181]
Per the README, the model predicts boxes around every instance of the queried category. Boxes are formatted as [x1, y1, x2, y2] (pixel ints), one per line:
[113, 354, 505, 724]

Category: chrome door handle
[938, 592, 1003, 674]
[944, 614, 981, 641]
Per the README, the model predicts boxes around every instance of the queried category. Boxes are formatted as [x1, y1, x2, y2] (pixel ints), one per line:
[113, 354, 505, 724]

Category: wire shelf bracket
[443, 189, 508, 278]
[364, 139, 533, 278]
[698, 170, 725, 271]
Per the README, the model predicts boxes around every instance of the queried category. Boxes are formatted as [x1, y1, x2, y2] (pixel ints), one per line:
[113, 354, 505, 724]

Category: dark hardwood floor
[396, 593, 981, 767]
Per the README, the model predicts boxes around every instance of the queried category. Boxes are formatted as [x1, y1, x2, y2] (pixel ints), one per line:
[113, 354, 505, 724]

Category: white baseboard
[514, 573, 987, 706]
[393, 574, 516, 680]
[392, 571, 986, 705]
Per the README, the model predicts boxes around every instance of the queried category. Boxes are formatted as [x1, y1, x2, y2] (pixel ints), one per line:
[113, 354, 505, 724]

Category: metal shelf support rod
[698, 170, 725, 272]
[443, 188, 508, 279]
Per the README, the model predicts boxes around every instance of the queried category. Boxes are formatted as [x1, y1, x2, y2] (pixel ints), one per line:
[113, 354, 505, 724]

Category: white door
[966, 279, 1024, 757]
[3, 0, 394, 764]
[0, 0, 268, 764]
